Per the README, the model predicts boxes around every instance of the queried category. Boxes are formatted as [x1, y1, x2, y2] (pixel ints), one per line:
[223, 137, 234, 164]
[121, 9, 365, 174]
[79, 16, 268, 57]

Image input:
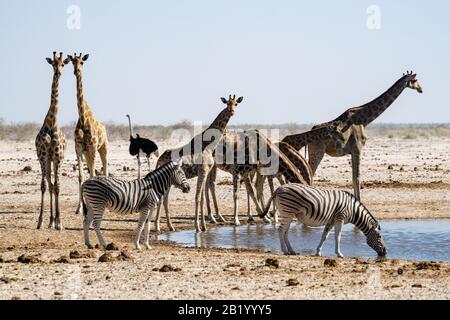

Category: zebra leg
[134, 211, 149, 250]
[144, 209, 153, 250]
[315, 224, 333, 256]
[83, 210, 94, 249]
[37, 161, 47, 229]
[92, 212, 107, 249]
[278, 219, 294, 255]
[136, 154, 141, 179]
[232, 175, 241, 226]
[334, 220, 344, 258]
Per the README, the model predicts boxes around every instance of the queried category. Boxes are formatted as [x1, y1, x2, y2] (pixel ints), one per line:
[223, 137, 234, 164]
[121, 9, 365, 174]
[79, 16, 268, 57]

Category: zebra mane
[347, 191, 379, 229]
[143, 161, 175, 180]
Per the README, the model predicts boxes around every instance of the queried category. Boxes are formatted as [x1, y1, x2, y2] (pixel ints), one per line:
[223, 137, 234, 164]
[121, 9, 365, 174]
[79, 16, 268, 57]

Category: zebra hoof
[145, 244, 152, 250]
[86, 244, 94, 249]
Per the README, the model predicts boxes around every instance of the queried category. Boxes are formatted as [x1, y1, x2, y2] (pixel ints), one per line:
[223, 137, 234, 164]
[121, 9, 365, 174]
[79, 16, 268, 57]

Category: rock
[17, 254, 40, 264]
[54, 291, 63, 296]
[324, 258, 338, 267]
[106, 243, 119, 251]
[397, 267, 404, 275]
[287, 278, 300, 286]
[174, 267, 182, 272]
[98, 253, 115, 263]
[72, 165, 77, 171]
[152, 267, 159, 271]
[159, 265, 174, 272]
[412, 284, 423, 288]
[0, 257, 3, 263]
[231, 287, 240, 290]
[22, 166, 32, 172]
[265, 258, 279, 268]
[53, 256, 70, 264]
[118, 250, 132, 261]
[414, 261, 441, 270]
[61, 172, 67, 177]
[387, 165, 394, 170]
[69, 250, 82, 259]
[0, 276, 17, 284]
[11, 296, 21, 300]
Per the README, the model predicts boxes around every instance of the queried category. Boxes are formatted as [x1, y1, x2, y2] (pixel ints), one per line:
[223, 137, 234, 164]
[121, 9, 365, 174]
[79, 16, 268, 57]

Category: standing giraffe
[156, 95, 243, 232]
[307, 71, 423, 200]
[67, 53, 109, 215]
[208, 129, 305, 226]
[35, 52, 69, 230]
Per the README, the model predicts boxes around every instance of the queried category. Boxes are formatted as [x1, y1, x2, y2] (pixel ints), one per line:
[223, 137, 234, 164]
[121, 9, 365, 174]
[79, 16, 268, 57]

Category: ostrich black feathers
[129, 133, 159, 157]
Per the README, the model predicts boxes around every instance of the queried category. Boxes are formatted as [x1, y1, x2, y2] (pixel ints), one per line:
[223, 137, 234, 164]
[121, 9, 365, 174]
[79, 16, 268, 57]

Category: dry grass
[0, 118, 449, 142]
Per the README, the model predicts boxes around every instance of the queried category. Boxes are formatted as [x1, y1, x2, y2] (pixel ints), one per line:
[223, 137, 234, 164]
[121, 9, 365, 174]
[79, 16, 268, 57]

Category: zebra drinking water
[259, 183, 387, 258]
[81, 160, 190, 250]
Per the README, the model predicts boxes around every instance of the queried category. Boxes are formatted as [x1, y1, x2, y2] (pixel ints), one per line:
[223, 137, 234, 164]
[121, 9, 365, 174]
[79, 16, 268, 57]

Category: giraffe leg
[268, 176, 277, 223]
[232, 175, 241, 226]
[308, 142, 326, 175]
[75, 148, 84, 215]
[208, 166, 225, 222]
[98, 143, 108, 176]
[194, 173, 205, 232]
[204, 174, 216, 223]
[351, 152, 362, 201]
[45, 161, 55, 229]
[85, 148, 97, 179]
[37, 161, 47, 229]
[244, 176, 263, 221]
[53, 159, 63, 230]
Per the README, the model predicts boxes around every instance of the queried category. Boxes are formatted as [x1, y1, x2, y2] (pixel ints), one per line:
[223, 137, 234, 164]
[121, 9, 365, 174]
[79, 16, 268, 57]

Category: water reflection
[159, 220, 450, 262]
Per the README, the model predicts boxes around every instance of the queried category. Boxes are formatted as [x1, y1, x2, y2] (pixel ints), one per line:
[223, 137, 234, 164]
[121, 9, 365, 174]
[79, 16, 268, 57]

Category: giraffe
[252, 126, 345, 219]
[307, 71, 423, 200]
[35, 52, 69, 230]
[67, 53, 109, 215]
[155, 95, 243, 232]
[208, 129, 305, 226]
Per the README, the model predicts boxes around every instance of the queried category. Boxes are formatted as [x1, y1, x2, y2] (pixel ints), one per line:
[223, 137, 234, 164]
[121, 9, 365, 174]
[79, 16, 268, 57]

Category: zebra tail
[81, 188, 87, 217]
[258, 191, 277, 219]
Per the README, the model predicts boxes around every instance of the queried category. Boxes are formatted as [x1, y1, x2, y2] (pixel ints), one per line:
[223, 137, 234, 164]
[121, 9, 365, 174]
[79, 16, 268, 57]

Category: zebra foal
[260, 183, 387, 258]
[81, 160, 190, 250]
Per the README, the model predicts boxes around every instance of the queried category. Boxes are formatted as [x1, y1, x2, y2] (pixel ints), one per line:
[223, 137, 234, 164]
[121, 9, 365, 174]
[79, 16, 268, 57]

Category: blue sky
[0, 0, 449, 125]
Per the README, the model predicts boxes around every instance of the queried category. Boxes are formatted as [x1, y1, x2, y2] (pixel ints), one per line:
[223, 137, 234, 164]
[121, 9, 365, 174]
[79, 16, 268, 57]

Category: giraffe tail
[258, 191, 277, 219]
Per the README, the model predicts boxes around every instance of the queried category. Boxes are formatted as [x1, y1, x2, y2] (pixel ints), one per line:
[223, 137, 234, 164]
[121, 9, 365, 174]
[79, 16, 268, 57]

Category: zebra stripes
[260, 183, 387, 258]
[81, 160, 190, 250]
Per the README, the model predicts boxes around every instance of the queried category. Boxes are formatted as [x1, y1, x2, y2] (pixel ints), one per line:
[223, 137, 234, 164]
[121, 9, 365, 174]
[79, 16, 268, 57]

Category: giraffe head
[403, 71, 423, 93]
[46, 52, 70, 76]
[67, 53, 89, 75]
[220, 94, 243, 115]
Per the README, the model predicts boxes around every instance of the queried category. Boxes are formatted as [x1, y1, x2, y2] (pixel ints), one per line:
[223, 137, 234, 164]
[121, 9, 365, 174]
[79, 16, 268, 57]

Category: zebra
[81, 160, 190, 250]
[259, 183, 387, 258]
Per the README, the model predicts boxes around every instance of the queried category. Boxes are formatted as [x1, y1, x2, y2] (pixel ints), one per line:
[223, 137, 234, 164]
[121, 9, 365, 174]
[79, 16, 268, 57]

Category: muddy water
[160, 220, 450, 261]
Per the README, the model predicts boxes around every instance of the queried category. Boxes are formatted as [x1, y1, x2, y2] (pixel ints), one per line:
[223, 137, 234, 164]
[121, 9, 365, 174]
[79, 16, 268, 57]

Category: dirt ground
[0, 136, 449, 299]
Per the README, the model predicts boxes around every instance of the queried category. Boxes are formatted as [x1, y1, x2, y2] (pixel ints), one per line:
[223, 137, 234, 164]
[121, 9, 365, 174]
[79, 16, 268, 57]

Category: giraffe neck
[75, 71, 91, 124]
[179, 106, 234, 158]
[43, 72, 61, 129]
[281, 126, 332, 150]
[345, 76, 409, 127]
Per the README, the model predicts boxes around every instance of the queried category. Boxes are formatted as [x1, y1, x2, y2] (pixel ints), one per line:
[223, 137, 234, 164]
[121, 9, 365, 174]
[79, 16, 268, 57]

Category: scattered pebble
[22, 166, 32, 172]
[387, 165, 394, 170]
[17, 254, 40, 264]
[265, 258, 279, 268]
[287, 279, 300, 286]
[118, 250, 132, 261]
[98, 253, 115, 263]
[0, 276, 17, 284]
[53, 256, 70, 264]
[397, 267, 404, 275]
[106, 243, 119, 251]
[231, 287, 240, 290]
[324, 258, 338, 267]
[412, 284, 423, 288]
[159, 265, 175, 272]
[414, 261, 441, 270]
[69, 250, 82, 259]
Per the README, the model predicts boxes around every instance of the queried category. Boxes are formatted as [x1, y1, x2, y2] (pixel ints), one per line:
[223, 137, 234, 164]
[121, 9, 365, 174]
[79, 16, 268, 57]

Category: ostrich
[126, 114, 159, 179]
